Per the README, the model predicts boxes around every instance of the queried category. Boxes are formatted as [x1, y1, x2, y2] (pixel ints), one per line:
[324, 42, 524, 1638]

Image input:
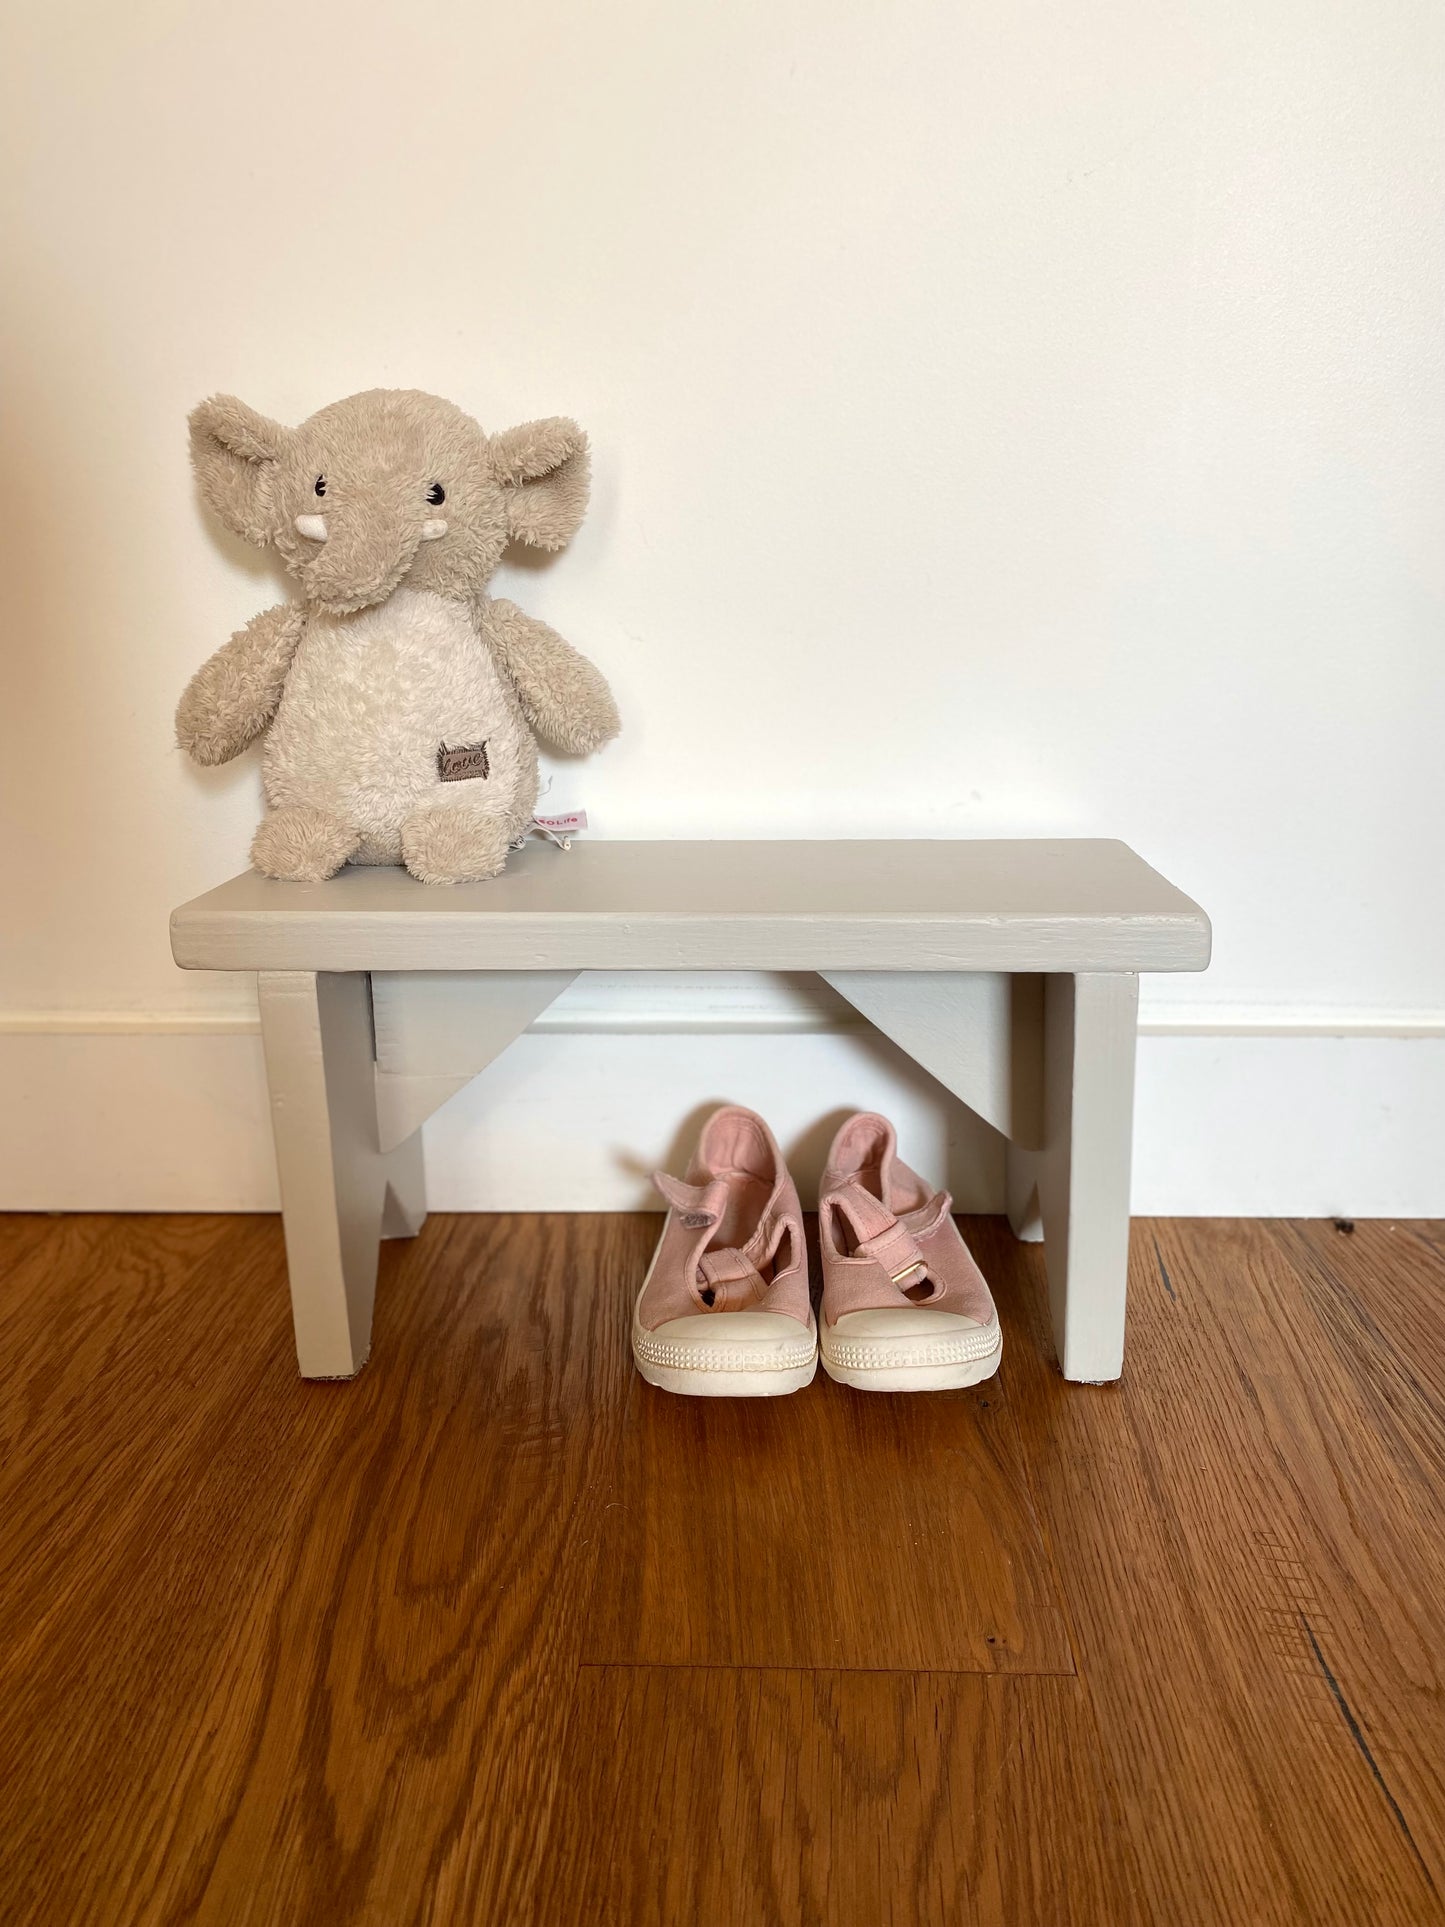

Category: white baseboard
[1131, 1031, 1444, 1217]
[2, 996, 1442, 1216]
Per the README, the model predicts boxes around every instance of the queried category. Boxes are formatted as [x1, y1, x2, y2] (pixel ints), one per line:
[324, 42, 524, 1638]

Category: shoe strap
[654, 1170, 796, 1310]
[653, 1170, 730, 1227]
[696, 1245, 768, 1310]
[827, 1180, 953, 1291]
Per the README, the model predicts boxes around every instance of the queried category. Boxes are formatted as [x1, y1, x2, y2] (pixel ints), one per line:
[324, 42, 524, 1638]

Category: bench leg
[1005, 973, 1138, 1383]
[258, 970, 425, 1379]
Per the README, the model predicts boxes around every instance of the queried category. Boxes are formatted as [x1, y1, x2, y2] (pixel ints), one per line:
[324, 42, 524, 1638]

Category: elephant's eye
[314, 476, 327, 497]
[426, 482, 446, 505]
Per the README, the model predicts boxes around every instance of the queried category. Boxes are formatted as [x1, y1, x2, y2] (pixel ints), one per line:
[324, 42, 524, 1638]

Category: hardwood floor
[1, 1210, 1442, 1925]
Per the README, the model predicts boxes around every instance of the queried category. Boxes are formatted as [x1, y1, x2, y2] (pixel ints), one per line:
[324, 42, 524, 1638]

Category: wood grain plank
[536, 1666, 1140, 1927]
[586, 1224, 1073, 1674]
[0, 1212, 72, 1275]
[0, 1212, 640, 1927]
[1283, 1218, 1445, 1420]
[0, 1214, 283, 1693]
[0, 1212, 247, 1442]
[975, 1213, 1445, 1927]
[1238, 1219, 1445, 1894]
[5, 1211, 1444, 1927]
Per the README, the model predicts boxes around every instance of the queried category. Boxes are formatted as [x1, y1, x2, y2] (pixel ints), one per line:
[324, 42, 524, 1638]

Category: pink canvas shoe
[818, 1113, 1002, 1392]
[633, 1106, 817, 1397]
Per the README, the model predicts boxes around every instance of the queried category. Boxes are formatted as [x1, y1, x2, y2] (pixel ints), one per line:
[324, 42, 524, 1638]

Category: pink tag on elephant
[520, 809, 588, 850]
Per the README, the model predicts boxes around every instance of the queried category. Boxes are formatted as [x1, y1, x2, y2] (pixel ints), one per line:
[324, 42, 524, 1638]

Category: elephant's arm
[480, 597, 620, 755]
[175, 603, 306, 766]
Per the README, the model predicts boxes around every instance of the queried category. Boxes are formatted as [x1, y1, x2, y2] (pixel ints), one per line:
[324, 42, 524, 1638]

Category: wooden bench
[171, 839, 1210, 1383]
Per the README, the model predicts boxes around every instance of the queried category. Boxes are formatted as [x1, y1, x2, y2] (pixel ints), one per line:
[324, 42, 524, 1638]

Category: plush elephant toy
[176, 388, 619, 883]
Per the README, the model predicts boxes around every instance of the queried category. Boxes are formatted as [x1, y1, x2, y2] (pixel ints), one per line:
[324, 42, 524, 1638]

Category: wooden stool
[171, 839, 1210, 1383]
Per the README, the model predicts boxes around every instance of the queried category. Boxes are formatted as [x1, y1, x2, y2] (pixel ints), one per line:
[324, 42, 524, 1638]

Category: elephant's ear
[491, 417, 590, 550]
[188, 395, 292, 547]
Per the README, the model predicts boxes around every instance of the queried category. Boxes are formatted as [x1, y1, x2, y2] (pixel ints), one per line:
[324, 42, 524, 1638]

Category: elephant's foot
[401, 804, 515, 884]
[251, 805, 361, 882]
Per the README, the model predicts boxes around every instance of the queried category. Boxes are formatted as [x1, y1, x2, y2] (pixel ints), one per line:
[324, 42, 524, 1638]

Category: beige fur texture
[176, 388, 619, 883]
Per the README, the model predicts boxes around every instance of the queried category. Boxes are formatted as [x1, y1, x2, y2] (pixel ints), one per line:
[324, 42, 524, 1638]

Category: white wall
[2, 0, 1442, 1214]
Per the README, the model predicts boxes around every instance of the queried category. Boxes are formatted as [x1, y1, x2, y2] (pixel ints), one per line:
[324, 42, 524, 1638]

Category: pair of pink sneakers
[632, 1106, 1002, 1397]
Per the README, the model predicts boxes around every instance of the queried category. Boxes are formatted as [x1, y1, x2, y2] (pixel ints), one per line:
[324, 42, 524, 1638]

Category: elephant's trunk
[297, 513, 428, 615]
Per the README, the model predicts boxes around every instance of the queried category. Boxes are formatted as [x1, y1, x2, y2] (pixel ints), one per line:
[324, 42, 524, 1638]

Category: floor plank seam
[575, 1660, 1082, 1678]
[986, 1328, 1085, 1683]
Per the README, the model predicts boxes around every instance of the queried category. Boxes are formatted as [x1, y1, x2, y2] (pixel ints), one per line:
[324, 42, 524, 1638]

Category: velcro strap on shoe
[827, 1180, 948, 1295]
[825, 1180, 898, 1246]
[854, 1220, 928, 1288]
[653, 1170, 730, 1228]
[696, 1246, 768, 1310]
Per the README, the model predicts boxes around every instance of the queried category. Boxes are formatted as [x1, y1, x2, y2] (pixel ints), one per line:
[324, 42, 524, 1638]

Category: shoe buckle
[890, 1260, 927, 1285]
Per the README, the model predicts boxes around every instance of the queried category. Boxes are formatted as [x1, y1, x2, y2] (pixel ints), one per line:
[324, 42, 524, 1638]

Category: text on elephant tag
[437, 741, 490, 782]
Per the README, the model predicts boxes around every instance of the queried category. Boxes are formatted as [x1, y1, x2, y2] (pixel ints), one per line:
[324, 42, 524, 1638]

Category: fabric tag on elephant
[526, 810, 588, 850]
[437, 741, 489, 782]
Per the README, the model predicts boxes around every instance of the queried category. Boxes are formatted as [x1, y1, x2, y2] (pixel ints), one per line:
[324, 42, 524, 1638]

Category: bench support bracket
[820, 970, 1044, 1146]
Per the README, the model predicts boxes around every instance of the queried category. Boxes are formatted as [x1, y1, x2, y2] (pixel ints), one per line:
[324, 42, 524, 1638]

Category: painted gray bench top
[171, 838, 1210, 974]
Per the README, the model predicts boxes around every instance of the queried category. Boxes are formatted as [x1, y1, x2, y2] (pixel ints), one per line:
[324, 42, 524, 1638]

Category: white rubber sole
[631, 1232, 818, 1398]
[819, 1310, 1003, 1392]
[632, 1343, 819, 1398]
